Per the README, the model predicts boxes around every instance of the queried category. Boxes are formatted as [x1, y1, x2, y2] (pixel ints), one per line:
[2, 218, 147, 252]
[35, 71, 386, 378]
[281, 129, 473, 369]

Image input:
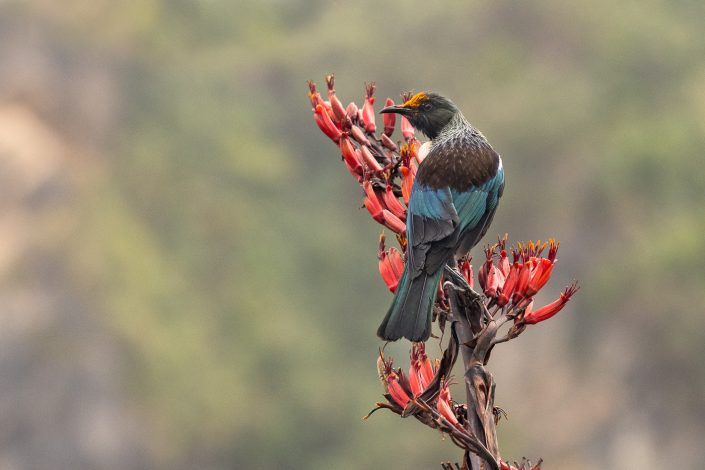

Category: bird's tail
[377, 268, 442, 342]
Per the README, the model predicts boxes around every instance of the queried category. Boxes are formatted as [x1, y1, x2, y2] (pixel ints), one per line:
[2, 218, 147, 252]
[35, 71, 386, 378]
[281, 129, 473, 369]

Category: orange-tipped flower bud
[314, 104, 341, 142]
[359, 145, 383, 173]
[523, 282, 579, 324]
[383, 98, 396, 136]
[382, 185, 407, 220]
[547, 239, 560, 262]
[400, 164, 416, 205]
[525, 258, 554, 297]
[401, 116, 415, 141]
[362, 82, 376, 134]
[307, 80, 324, 108]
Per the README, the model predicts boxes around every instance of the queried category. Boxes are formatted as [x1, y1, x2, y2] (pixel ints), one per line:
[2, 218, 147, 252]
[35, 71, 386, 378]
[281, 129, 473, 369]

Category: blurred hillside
[1, 1, 704, 469]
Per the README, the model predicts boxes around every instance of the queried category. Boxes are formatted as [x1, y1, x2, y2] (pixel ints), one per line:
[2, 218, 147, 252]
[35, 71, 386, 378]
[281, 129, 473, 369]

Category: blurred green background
[1, 1, 704, 468]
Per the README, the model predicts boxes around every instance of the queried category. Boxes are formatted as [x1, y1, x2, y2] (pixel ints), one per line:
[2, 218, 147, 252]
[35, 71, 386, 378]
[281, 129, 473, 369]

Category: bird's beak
[380, 104, 414, 116]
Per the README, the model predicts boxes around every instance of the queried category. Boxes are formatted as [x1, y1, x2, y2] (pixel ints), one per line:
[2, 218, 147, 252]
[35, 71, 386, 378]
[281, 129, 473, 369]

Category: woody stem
[445, 261, 500, 470]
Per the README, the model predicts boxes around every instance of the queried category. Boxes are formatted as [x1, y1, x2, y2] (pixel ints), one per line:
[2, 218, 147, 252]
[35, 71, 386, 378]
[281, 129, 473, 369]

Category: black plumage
[377, 92, 505, 341]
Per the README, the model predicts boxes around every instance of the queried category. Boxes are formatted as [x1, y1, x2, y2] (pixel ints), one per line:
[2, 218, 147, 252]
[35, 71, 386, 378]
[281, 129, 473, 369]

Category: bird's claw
[443, 265, 471, 292]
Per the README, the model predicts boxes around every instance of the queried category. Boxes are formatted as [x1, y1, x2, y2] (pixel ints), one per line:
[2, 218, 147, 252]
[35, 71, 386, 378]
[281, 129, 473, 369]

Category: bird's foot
[443, 265, 472, 292]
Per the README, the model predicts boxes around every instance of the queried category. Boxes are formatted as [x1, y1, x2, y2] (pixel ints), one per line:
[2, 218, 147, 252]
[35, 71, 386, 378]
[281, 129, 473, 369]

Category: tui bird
[377, 92, 504, 342]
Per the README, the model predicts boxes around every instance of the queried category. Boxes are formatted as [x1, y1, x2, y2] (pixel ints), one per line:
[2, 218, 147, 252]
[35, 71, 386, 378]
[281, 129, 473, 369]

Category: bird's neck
[430, 113, 479, 147]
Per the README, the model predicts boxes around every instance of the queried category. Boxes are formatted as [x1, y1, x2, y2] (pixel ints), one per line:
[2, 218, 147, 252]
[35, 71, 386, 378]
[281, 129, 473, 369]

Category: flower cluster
[309, 76, 576, 470]
[473, 237, 579, 328]
[375, 342, 463, 430]
[308, 76, 423, 240]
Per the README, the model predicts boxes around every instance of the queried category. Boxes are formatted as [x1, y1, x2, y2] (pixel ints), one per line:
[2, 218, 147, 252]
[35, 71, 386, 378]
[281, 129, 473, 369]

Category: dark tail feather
[377, 269, 442, 342]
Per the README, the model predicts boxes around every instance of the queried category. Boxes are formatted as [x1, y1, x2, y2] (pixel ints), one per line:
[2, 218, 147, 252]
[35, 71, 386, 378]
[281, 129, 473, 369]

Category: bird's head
[380, 92, 459, 139]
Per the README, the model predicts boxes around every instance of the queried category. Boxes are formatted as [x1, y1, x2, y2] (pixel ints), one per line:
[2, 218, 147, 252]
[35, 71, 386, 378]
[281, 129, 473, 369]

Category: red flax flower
[437, 380, 460, 427]
[401, 115, 415, 141]
[314, 104, 341, 142]
[362, 82, 377, 134]
[523, 282, 579, 325]
[383, 98, 396, 136]
[408, 342, 436, 396]
[399, 91, 416, 141]
[379, 353, 412, 408]
[325, 74, 347, 121]
[382, 185, 407, 220]
[525, 240, 559, 297]
[363, 182, 406, 234]
[497, 262, 520, 307]
[387, 372, 411, 408]
[459, 257, 474, 290]
[339, 134, 363, 181]
[378, 234, 405, 293]
[308, 78, 575, 468]
[359, 145, 383, 173]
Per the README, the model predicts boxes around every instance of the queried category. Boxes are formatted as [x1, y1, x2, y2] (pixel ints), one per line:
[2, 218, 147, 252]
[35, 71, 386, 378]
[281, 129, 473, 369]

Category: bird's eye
[421, 102, 433, 112]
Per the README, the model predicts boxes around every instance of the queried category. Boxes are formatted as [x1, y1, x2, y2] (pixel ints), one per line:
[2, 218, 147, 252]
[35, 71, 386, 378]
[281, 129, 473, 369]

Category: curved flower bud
[381, 133, 398, 152]
[382, 185, 407, 220]
[523, 282, 579, 325]
[339, 134, 363, 175]
[314, 104, 341, 142]
[382, 210, 406, 234]
[359, 145, 383, 173]
[350, 125, 371, 146]
[363, 181, 385, 223]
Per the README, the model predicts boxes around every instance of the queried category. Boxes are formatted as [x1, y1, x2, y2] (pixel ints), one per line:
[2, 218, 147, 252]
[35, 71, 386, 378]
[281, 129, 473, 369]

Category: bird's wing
[407, 152, 504, 277]
[406, 184, 459, 276]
